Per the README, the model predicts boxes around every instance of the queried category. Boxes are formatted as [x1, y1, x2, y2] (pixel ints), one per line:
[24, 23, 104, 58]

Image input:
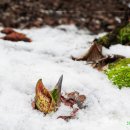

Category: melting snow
[0, 25, 130, 130]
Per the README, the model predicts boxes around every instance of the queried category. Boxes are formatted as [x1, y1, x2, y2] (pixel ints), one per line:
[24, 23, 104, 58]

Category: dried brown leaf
[57, 108, 79, 121]
[77, 95, 86, 103]
[61, 95, 76, 108]
[61, 91, 86, 109]
[1, 28, 15, 34]
[67, 91, 79, 99]
[72, 43, 104, 62]
[1, 28, 32, 42]
[72, 43, 125, 70]
[93, 54, 125, 70]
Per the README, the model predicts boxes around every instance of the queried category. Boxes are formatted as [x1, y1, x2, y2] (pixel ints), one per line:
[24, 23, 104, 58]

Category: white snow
[0, 25, 130, 130]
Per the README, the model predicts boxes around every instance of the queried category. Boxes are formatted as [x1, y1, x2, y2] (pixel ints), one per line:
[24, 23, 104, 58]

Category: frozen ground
[0, 25, 130, 130]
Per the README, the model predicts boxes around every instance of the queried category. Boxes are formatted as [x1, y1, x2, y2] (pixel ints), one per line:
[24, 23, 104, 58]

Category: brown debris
[57, 108, 79, 121]
[1, 27, 15, 34]
[32, 90, 86, 121]
[0, 28, 32, 42]
[58, 91, 86, 121]
[72, 43, 104, 62]
[0, 0, 129, 33]
[67, 91, 79, 99]
[61, 95, 76, 108]
[61, 91, 86, 109]
[0, 0, 10, 5]
[32, 81, 86, 121]
[31, 101, 36, 109]
[72, 43, 125, 70]
[77, 95, 86, 104]
[92, 55, 125, 70]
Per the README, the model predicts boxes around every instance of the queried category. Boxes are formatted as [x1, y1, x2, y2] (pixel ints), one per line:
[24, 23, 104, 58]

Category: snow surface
[0, 25, 130, 130]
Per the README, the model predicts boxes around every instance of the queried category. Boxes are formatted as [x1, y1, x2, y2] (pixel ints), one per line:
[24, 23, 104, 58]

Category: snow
[0, 25, 130, 130]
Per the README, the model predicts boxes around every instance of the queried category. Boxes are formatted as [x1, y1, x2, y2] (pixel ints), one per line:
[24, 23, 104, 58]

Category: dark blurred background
[0, 0, 130, 33]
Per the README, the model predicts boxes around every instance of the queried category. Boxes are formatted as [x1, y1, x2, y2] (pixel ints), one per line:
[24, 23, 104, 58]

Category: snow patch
[0, 26, 130, 130]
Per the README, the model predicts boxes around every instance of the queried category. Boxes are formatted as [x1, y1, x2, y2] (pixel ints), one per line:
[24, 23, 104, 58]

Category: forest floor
[0, 0, 130, 33]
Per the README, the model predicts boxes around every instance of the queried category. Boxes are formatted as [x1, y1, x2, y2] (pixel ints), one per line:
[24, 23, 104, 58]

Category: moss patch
[97, 23, 130, 47]
[117, 23, 130, 44]
[106, 58, 130, 89]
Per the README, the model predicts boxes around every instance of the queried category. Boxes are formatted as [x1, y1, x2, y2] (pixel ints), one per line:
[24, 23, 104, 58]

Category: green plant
[117, 23, 130, 44]
[96, 22, 130, 47]
[106, 58, 130, 89]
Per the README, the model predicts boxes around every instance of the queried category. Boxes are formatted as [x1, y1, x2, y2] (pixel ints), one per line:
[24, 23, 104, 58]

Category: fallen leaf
[77, 95, 86, 103]
[0, 28, 32, 42]
[61, 95, 76, 108]
[57, 108, 79, 121]
[61, 91, 86, 108]
[92, 54, 125, 70]
[72, 43, 125, 70]
[2, 32, 32, 42]
[67, 91, 79, 99]
[1, 27, 15, 34]
[72, 43, 104, 62]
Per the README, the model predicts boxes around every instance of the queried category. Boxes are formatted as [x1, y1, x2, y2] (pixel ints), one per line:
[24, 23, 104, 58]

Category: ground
[0, 26, 130, 130]
[0, 0, 130, 33]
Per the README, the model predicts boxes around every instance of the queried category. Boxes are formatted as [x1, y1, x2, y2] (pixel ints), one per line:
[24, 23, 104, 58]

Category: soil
[0, 0, 130, 33]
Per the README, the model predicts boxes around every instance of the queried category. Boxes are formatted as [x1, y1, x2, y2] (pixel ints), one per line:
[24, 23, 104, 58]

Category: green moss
[97, 34, 110, 47]
[117, 23, 130, 44]
[97, 23, 130, 47]
[106, 58, 130, 89]
[98, 34, 109, 43]
[108, 58, 130, 69]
